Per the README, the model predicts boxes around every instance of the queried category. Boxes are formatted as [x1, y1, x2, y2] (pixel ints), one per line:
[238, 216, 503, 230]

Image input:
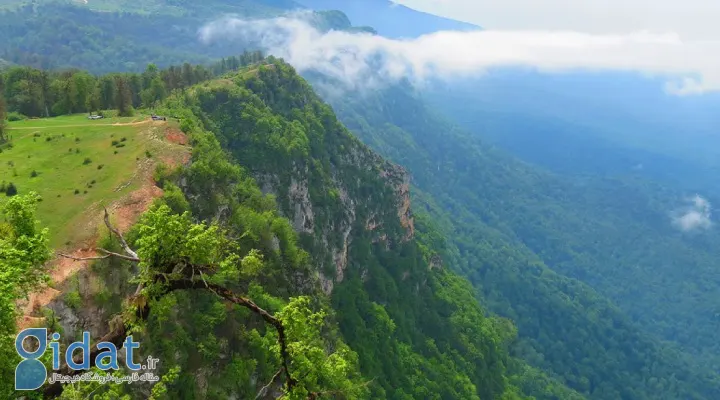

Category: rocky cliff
[182, 59, 416, 294]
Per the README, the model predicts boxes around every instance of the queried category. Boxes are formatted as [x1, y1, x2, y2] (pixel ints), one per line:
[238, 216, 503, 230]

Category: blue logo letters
[15, 328, 48, 391]
[15, 328, 146, 390]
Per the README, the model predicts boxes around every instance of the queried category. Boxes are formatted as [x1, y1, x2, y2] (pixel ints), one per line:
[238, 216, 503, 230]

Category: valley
[1, 1, 718, 399]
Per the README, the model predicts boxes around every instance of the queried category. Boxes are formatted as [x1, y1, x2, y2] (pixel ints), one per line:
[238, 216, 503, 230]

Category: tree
[50, 206, 368, 399]
[0, 193, 51, 398]
[141, 76, 166, 108]
[114, 75, 133, 117]
[0, 92, 6, 143]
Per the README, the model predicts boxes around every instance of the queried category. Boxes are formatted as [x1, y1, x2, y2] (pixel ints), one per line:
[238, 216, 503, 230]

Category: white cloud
[672, 195, 712, 232]
[392, 0, 720, 40]
[198, 15, 720, 94]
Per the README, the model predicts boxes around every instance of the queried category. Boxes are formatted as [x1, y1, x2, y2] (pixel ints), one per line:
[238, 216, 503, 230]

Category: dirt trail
[16, 123, 186, 331]
[9, 118, 163, 131]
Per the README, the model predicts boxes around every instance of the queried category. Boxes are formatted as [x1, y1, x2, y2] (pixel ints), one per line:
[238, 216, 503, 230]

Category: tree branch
[43, 274, 297, 398]
[97, 248, 140, 262]
[103, 206, 139, 260]
[56, 252, 110, 262]
[44, 210, 300, 398]
[255, 368, 284, 400]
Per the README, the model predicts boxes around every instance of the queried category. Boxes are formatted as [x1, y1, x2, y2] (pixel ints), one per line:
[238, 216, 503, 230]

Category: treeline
[0, 51, 265, 119]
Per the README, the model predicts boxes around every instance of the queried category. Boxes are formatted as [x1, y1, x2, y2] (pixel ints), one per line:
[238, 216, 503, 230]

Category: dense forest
[0, 3, 369, 74]
[1, 56, 580, 400]
[2, 0, 719, 399]
[313, 77, 720, 399]
[0, 51, 265, 120]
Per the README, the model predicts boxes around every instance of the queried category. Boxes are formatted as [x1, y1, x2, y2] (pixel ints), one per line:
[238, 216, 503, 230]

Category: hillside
[2, 1, 719, 399]
[0, 3, 360, 73]
[422, 74, 720, 367]
[311, 77, 720, 399]
[1, 58, 574, 400]
[1, 114, 188, 247]
[0, 0, 298, 16]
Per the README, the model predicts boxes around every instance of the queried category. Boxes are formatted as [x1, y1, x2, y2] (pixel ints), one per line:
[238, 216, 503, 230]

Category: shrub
[5, 183, 17, 196]
[145, 150, 153, 158]
[64, 290, 82, 310]
[83, 157, 92, 165]
[6, 112, 27, 121]
[97, 164, 104, 170]
[30, 170, 38, 178]
[75, 137, 80, 143]
[74, 189, 80, 195]
[111, 140, 119, 146]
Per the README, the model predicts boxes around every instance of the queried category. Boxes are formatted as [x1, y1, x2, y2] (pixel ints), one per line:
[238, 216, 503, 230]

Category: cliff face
[26, 59, 524, 400]
[186, 59, 415, 293]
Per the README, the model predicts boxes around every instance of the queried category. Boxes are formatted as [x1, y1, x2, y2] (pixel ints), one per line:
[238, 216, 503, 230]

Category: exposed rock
[378, 162, 415, 242]
[429, 254, 443, 270]
[289, 176, 314, 234]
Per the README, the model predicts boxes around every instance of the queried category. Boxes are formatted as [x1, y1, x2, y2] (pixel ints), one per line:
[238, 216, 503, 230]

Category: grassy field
[0, 113, 186, 248]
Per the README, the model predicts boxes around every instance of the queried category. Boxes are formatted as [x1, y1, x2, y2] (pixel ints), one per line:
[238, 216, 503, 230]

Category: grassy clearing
[0, 113, 185, 248]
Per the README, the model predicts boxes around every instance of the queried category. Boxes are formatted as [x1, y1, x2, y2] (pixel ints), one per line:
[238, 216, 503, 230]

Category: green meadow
[0, 113, 176, 247]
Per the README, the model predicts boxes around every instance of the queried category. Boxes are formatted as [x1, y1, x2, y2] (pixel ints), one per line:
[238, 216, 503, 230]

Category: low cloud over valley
[199, 13, 720, 94]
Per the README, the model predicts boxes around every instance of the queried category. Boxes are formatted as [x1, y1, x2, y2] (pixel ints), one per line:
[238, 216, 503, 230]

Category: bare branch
[255, 368, 284, 400]
[97, 248, 140, 262]
[103, 206, 139, 260]
[56, 249, 139, 263]
[57, 252, 111, 262]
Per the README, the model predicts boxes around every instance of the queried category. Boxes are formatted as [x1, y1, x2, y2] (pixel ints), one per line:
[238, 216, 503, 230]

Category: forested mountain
[0, 3, 359, 73]
[0, 0, 298, 16]
[1, 55, 584, 399]
[2, 0, 720, 399]
[310, 77, 720, 399]
[420, 74, 720, 363]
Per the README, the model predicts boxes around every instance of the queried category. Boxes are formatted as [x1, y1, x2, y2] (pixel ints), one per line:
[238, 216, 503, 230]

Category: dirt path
[8, 119, 161, 131]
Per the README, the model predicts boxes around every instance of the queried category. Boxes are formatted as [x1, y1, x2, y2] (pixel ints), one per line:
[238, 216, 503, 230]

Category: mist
[198, 14, 720, 95]
[672, 195, 713, 232]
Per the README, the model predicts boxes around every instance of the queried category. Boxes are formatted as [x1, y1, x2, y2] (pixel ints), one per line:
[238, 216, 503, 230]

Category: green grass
[0, 113, 177, 247]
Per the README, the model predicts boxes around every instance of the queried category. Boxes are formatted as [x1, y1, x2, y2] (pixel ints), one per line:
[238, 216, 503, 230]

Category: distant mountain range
[296, 0, 480, 37]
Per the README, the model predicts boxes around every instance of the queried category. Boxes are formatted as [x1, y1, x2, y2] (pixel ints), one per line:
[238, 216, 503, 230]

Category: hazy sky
[392, 0, 720, 39]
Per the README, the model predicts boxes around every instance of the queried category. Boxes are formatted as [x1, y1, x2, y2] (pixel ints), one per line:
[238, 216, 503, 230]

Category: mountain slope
[0, 0, 298, 16]
[1, 58, 555, 399]
[309, 77, 720, 399]
[425, 73, 720, 367]
[157, 58, 529, 399]
[0, 3, 359, 73]
[296, 0, 479, 37]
